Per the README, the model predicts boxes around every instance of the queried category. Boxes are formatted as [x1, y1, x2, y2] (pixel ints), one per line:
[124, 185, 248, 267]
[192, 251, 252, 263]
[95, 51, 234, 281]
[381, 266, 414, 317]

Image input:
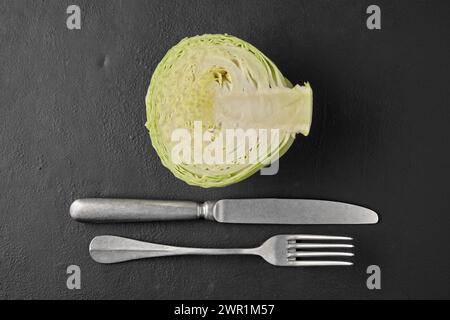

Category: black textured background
[1, 0, 449, 300]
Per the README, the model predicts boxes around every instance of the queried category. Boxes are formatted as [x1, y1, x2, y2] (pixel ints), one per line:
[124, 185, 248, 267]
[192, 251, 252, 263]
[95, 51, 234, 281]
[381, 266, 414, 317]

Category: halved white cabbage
[146, 34, 313, 188]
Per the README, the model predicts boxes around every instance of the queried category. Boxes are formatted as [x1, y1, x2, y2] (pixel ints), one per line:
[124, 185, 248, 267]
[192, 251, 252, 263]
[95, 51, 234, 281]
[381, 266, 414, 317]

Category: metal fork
[90, 235, 354, 267]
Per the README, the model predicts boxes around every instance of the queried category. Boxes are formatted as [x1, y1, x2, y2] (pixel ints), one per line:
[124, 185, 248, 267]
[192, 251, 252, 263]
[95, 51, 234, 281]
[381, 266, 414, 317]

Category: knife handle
[70, 199, 216, 223]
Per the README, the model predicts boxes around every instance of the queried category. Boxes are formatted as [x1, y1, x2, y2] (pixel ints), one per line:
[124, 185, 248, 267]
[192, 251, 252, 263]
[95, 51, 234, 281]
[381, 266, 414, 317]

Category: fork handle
[90, 236, 258, 264]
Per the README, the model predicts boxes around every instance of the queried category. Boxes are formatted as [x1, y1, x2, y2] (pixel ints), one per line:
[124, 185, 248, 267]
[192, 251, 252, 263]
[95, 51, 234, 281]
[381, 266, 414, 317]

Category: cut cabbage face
[146, 34, 313, 188]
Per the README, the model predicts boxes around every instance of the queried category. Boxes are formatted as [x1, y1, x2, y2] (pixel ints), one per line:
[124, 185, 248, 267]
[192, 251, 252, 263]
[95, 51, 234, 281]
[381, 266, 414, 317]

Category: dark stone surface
[1, 0, 449, 299]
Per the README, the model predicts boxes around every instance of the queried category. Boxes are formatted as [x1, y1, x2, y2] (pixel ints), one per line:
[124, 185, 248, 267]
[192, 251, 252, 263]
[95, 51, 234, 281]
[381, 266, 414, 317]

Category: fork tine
[287, 235, 353, 241]
[288, 243, 354, 249]
[288, 252, 354, 258]
[288, 261, 354, 267]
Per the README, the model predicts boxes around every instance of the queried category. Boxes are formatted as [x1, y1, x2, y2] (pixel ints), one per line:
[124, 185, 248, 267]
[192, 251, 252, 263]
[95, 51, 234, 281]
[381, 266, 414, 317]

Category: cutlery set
[70, 198, 378, 267]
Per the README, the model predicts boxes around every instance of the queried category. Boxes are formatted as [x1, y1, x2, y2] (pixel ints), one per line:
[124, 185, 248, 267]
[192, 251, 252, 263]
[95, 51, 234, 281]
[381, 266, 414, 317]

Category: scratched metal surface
[0, 0, 449, 299]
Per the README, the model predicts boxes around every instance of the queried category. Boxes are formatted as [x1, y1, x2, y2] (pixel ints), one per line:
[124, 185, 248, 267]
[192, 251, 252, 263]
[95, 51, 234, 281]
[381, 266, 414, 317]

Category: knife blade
[70, 198, 378, 225]
[213, 199, 378, 224]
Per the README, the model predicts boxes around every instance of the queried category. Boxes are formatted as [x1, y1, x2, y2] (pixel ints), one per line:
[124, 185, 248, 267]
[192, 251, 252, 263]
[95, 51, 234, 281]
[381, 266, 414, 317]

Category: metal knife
[70, 198, 378, 225]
